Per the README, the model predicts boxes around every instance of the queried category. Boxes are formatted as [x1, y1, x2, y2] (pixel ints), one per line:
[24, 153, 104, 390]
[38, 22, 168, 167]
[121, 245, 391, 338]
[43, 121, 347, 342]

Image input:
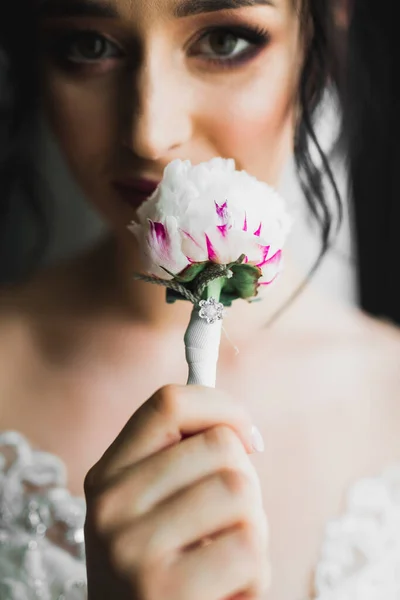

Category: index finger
[88, 385, 255, 487]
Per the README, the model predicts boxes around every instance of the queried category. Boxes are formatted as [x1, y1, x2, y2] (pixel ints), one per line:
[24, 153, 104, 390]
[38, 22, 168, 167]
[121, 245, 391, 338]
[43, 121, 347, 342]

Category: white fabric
[184, 306, 222, 387]
[314, 467, 400, 600]
[0, 432, 86, 600]
[1, 431, 400, 600]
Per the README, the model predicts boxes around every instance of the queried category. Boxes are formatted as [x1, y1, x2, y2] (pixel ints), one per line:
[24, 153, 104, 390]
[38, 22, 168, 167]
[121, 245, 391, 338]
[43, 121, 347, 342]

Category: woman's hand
[84, 385, 270, 600]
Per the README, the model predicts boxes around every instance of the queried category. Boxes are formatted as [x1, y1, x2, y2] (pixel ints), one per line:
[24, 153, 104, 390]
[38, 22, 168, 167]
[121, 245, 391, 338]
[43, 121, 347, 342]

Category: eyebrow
[37, 0, 276, 20]
[174, 0, 276, 18]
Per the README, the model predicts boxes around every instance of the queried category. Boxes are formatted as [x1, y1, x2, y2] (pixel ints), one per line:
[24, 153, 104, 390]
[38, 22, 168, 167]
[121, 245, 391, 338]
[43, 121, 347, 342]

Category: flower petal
[256, 245, 270, 268]
[205, 234, 219, 261]
[128, 158, 292, 291]
[254, 222, 262, 237]
[217, 224, 229, 238]
[150, 220, 168, 246]
[259, 250, 282, 284]
[143, 218, 190, 279]
[180, 229, 207, 263]
[147, 221, 173, 265]
[180, 229, 203, 250]
[215, 200, 228, 221]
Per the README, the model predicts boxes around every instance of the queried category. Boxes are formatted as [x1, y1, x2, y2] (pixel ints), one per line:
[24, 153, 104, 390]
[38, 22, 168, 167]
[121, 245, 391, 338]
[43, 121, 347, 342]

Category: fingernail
[251, 425, 265, 453]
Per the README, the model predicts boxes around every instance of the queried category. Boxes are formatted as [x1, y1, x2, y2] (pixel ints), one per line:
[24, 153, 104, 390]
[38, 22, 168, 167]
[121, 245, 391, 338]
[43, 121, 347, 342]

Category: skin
[39, 0, 301, 238]
[1, 0, 400, 599]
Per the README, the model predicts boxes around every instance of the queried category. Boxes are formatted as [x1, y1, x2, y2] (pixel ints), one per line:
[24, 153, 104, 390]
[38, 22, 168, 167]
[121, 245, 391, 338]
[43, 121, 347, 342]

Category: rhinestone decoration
[198, 297, 225, 324]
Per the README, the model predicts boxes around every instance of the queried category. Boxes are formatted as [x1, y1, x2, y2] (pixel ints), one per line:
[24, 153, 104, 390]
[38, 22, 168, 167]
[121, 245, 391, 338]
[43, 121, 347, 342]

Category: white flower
[129, 158, 292, 286]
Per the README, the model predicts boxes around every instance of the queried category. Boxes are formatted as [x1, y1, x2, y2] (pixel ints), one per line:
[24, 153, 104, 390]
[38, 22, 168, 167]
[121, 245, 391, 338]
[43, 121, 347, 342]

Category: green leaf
[219, 292, 235, 307]
[165, 259, 262, 306]
[223, 264, 262, 300]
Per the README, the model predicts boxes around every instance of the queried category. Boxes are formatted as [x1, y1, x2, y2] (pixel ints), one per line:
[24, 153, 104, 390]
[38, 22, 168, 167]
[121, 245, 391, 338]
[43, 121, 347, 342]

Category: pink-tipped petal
[215, 200, 228, 221]
[259, 280, 277, 286]
[243, 213, 248, 232]
[217, 224, 229, 238]
[254, 223, 262, 237]
[150, 220, 167, 244]
[180, 229, 203, 250]
[259, 271, 280, 286]
[148, 220, 172, 263]
[205, 234, 218, 261]
[256, 245, 270, 268]
[260, 250, 282, 283]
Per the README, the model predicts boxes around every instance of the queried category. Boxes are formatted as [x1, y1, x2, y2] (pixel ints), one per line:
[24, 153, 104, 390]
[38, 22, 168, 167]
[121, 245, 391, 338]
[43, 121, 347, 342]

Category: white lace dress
[1, 431, 400, 600]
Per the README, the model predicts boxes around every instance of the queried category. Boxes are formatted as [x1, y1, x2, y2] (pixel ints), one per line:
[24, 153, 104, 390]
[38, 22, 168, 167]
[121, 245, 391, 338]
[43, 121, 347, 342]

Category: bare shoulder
[355, 311, 400, 378]
[322, 302, 400, 372]
[368, 313, 400, 348]
[363, 312, 400, 400]
[271, 304, 400, 461]
[340, 309, 400, 459]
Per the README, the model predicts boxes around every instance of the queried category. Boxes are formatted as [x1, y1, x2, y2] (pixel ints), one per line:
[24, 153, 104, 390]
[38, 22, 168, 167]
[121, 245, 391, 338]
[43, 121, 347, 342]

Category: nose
[122, 54, 193, 161]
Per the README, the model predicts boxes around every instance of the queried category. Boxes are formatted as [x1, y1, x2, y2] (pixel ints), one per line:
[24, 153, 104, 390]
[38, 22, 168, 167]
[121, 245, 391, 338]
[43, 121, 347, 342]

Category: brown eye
[208, 31, 240, 56]
[63, 32, 122, 63]
[188, 26, 269, 64]
[73, 33, 107, 59]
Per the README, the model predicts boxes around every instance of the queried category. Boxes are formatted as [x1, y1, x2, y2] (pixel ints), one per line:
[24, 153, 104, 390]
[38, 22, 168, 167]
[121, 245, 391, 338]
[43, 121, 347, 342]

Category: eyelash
[190, 25, 270, 68]
[47, 25, 270, 73]
[48, 31, 124, 70]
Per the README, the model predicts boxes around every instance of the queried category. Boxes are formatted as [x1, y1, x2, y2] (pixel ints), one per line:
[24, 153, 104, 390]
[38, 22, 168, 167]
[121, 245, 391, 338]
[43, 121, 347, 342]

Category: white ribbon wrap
[184, 306, 223, 388]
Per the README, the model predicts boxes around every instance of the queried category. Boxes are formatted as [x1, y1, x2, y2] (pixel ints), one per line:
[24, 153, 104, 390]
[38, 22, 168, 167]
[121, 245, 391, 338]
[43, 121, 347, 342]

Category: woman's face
[38, 0, 304, 234]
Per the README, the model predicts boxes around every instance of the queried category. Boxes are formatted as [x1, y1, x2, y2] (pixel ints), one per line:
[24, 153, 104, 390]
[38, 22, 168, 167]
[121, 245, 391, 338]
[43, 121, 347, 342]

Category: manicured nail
[251, 425, 265, 453]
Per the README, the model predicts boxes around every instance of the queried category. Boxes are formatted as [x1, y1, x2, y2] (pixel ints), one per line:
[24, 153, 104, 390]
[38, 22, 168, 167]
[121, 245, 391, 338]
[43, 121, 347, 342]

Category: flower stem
[186, 277, 224, 388]
[206, 277, 224, 302]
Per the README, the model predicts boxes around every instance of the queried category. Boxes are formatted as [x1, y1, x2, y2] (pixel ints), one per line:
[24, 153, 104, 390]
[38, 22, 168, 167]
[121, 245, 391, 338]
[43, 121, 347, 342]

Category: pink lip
[112, 178, 160, 208]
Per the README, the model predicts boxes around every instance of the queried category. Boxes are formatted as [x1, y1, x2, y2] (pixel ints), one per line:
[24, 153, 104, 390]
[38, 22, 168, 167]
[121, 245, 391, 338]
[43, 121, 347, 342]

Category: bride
[0, 0, 399, 599]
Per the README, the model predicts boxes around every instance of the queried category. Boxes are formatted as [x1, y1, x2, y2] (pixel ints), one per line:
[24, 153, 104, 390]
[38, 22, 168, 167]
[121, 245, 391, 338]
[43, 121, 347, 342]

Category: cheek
[41, 71, 134, 229]
[42, 72, 120, 183]
[198, 54, 298, 185]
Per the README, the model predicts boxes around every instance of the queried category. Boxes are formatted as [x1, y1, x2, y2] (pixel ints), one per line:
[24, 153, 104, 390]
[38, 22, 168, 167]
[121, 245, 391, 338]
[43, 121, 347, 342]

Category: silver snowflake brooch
[198, 297, 225, 324]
